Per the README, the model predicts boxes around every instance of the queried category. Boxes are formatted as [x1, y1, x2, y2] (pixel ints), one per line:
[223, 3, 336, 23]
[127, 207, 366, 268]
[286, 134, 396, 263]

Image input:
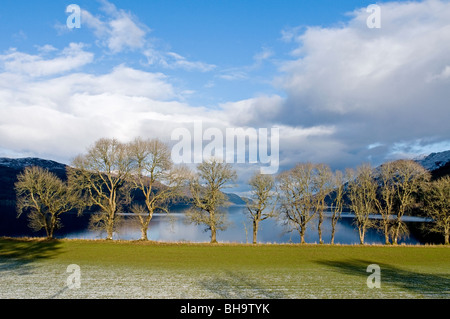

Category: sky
[0, 0, 450, 194]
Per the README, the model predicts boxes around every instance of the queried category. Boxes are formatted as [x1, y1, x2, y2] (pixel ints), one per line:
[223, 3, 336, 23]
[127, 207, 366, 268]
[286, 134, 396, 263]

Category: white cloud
[217, 69, 248, 81]
[275, 0, 450, 164]
[280, 26, 304, 43]
[82, 65, 175, 100]
[220, 95, 284, 127]
[162, 52, 216, 72]
[389, 139, 450, 160]
[81, 1, 148, 53]
[36, 44, 58, 54]
[143, 49, 216, 72]
[217, 47, 274, 82]
[0, 59, 219, 162]
[427, 65, 450, 81]
[253, 48, 274, 66]
[107, 12, 148, 53]
[0, 43, 93, 77]
[81, 9, 108, 37]
[81, 1, 215, 73]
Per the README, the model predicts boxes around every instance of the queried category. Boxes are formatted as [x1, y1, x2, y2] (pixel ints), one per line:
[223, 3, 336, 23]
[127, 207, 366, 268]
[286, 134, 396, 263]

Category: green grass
[0, 238, 449, 299]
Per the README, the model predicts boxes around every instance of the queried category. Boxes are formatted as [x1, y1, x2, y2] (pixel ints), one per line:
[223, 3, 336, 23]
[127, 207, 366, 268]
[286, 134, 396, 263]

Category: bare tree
[374, 162, 396, 245]
[277, 163, 317, 244]
[423, 176, 450, 245]
[313, 164, 333, 244]
[245, 172, 276, 244]
[127, 137, 188, 241]
[187, 158, 237, 243]
[69, 138, 133, 240]
[15, 166, 79, 240]
[390, 160, 430, 245]
[330, 170, 344, 245]
[347, 164, 377, 245]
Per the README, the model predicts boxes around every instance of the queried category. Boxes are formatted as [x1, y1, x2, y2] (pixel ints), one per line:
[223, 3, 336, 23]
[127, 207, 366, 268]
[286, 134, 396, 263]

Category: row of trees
[14, 137, 450, 244]
[276, 161, 449, 245]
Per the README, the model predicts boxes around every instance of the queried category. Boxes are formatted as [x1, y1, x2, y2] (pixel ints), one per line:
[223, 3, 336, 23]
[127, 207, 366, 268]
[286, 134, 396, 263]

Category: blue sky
[0, 0, 380, 105]
[1, 0, 450, 194]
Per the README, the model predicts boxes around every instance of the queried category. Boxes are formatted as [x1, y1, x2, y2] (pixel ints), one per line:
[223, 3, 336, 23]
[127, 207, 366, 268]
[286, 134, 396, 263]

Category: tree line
[14, 137, 450, 245]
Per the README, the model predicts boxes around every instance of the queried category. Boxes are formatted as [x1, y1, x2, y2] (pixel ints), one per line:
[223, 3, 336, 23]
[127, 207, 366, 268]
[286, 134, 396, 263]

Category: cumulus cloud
[274, 0, 450, 165]
[219, 95, 284, 127]
[0, 43, 93, 77]
[0, 53, 200, 161]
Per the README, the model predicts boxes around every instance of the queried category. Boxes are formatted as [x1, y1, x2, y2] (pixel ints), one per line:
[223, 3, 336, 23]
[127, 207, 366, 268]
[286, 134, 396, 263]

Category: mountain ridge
[0, 156, 246, 206]
[415, 150, 450, 172]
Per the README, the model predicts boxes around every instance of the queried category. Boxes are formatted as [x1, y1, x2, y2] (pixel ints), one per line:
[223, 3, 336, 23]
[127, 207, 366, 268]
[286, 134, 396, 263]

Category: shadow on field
[315, 259, 450, 298]
[0, 238, 63, 275]
[199, 270, 286, 299]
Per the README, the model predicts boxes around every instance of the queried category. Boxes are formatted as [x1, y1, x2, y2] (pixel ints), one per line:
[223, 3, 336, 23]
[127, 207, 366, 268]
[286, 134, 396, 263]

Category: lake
[52, 206, 428, 245]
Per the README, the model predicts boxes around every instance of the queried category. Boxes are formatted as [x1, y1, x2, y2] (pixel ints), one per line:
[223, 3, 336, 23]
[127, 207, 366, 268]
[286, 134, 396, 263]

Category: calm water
[59, 206, 424, 245]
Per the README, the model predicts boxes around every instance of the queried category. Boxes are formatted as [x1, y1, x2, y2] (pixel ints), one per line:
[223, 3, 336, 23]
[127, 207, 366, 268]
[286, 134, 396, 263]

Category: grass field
[0, 238, 449, 299]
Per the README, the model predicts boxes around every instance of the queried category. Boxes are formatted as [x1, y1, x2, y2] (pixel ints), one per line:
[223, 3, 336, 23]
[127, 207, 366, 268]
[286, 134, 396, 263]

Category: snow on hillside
[0, 157, 67, 171]
[416, 150, 450, 171]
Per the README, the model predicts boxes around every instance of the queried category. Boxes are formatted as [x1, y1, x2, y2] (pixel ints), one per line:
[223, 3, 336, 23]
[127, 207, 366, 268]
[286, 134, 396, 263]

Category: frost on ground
[1, 259, 447, 299]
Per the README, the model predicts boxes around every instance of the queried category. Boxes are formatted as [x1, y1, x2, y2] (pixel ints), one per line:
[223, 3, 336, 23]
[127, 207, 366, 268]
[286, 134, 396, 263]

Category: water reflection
[63, 206, 423, 245]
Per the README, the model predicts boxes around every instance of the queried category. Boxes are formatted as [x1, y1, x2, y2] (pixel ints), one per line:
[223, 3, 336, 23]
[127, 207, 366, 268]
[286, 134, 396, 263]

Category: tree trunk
[44, 223, 51, 240]
[392, 222, 400, 245]
[106, 215, 114, 240]
[252, 219, 259, 244]
[383, 222, 390, 245]
[47, 225, 54, 240]
[49, 214, 59, 240]
[48, 225, 54, 240]
[140, 216, 151, 241]
[299, 226, 306, 244]
[140, 227, 148, 241]
[300, 234, 305, 244]
[318, 213, 323, 244]
[43, 214, 52, 240]
[210, 227, 217, 244]
[106, 196, 117, 240]
[330, 222, 336, 245]
[331, 216, 339, 245]
[445, 228, 449, 245]
[358, 226, 365, 245]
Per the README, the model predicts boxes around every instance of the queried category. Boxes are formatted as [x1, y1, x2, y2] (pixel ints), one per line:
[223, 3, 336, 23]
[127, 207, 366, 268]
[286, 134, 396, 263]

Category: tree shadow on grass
[198, 270, 286, 299]
[0, 238, 63, 275]
[315, 259, 450, 298]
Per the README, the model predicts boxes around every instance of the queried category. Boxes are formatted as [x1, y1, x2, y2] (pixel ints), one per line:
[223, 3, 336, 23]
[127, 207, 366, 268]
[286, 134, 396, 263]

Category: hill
[416, 150, 450, 180]
[0, 158, 83, 237]
[416, 149, 450, 173]
[0, 157, 246, 236]
[0, 157, 246, 203]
